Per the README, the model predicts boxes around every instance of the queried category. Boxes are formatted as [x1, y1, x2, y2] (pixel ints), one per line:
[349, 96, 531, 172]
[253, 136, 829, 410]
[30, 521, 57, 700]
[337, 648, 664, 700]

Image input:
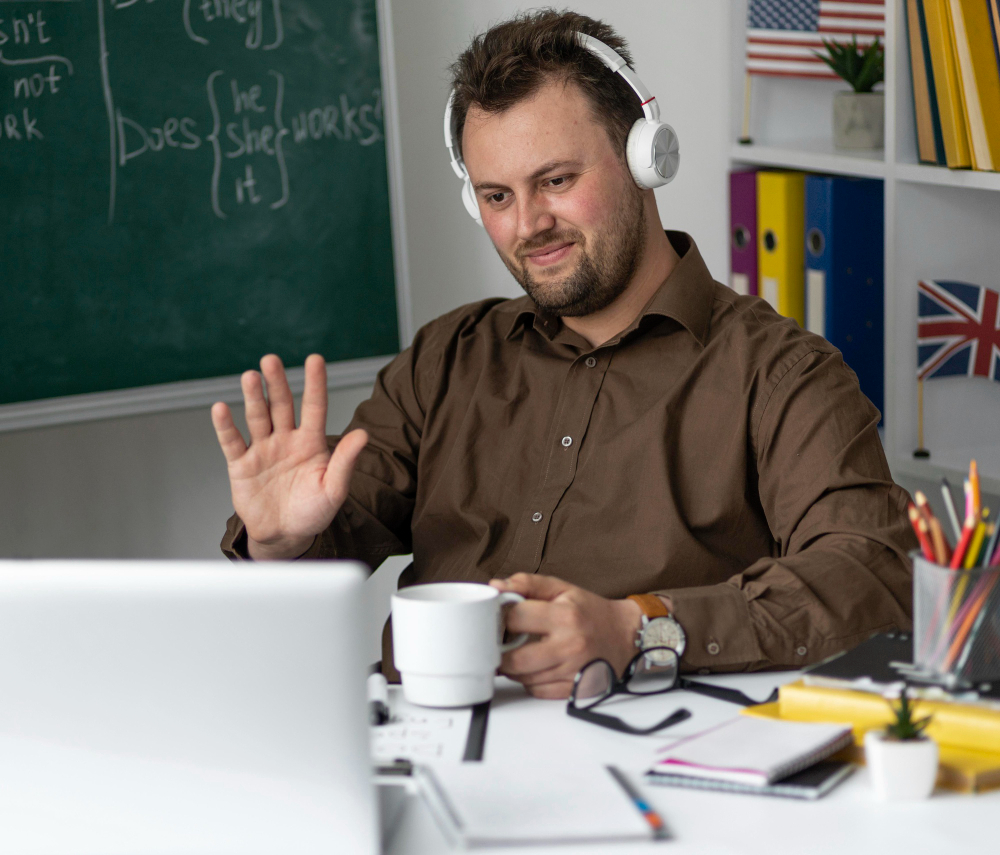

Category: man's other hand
[489, 573, 643, 700]
[211, 353, 368, 560]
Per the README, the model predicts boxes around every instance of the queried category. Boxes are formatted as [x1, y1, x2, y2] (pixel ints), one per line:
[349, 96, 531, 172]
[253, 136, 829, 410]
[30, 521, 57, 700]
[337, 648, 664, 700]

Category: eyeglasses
[567, 646, 691, 735]
[567, 645, 780, 736]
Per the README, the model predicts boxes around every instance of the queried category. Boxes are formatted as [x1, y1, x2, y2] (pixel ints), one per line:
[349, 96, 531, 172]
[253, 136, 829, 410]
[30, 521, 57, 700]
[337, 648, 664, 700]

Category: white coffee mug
[391, 582, 529, 707]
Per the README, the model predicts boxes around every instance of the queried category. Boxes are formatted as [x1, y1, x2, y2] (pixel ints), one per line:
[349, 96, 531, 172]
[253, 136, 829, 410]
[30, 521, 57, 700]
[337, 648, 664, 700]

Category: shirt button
[707, 642, 721, 656]
[796, 646, 808, 657]
[561, 436, 573, 447]
[585, 356, 597, 368]
[531, 512, 543, 523]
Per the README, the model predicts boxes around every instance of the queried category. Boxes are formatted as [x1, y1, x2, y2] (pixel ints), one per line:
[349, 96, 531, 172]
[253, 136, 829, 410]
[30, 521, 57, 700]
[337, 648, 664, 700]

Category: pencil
[970, 460, 981, 519]
[908, 504, 936, 562]
[915, 491, 950, 564]
[606, 765, 669, 841]
[982, 520, 1000, 568]
[941, 478, 962, 543]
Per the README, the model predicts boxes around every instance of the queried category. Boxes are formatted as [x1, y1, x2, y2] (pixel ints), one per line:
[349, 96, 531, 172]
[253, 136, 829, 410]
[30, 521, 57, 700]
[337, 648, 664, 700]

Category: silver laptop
[0, 560, 378, 855]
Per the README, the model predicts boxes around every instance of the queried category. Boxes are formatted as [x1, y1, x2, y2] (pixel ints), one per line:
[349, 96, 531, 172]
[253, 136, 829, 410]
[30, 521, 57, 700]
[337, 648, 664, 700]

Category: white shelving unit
[728, 0, 1000, 494]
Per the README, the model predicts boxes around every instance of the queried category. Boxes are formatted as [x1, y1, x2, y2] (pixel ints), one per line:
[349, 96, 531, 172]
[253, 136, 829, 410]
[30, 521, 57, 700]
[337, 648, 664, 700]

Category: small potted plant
[864, 687, 938, 800]
[815, 35, 885, 150]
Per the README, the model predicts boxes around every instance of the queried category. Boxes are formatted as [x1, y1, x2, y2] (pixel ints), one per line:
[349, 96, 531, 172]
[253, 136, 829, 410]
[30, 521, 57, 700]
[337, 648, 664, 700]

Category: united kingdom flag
[917, 280, 1000, 381]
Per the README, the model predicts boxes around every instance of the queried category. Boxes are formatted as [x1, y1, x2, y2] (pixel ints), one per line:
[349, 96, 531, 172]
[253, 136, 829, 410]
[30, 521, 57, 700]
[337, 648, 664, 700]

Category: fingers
[260, 354, 295, 433]
[210, 402, 248, 463]
[323, 429, 369, 509]
[241, 369, 272, 443]
[300, 354, 329, 435]
[492, 573, 574, 602]
[503, 599, 558, 636]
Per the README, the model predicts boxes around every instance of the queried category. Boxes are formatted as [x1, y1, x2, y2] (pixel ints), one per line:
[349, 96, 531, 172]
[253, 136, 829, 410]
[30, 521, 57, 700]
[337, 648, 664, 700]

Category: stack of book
[744, 633, 1000, 793]
[906, 0, 1000, 170]
[729, 169, 884, 415]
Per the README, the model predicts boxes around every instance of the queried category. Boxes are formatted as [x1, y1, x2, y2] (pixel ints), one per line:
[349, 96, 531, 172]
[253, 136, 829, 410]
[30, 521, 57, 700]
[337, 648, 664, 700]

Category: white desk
[387, 671, 997, 854]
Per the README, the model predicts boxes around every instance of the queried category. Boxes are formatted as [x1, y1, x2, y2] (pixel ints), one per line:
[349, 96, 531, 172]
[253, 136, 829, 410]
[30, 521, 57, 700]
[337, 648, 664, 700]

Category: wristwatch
[628, 593, 686, 659]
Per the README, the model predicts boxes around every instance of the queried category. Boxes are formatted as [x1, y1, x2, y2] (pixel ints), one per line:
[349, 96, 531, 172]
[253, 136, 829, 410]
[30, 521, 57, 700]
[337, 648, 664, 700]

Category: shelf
[894, 163, 1000, 192]
[729, 140, 885, 178]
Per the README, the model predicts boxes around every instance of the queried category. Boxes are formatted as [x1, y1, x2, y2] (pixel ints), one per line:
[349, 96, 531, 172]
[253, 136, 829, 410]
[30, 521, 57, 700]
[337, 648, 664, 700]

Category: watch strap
[628, 593, 670, 619]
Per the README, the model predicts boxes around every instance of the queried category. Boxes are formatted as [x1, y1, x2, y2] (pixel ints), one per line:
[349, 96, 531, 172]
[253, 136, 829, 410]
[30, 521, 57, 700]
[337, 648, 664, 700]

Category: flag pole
[914, 377, 930, 458]
[738, 73, 753, 145]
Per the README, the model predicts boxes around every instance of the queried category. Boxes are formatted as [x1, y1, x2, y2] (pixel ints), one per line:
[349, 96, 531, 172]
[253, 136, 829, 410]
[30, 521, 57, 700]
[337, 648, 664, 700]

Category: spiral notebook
[415, 762, 658, 847]
[649, 716, 853, 787]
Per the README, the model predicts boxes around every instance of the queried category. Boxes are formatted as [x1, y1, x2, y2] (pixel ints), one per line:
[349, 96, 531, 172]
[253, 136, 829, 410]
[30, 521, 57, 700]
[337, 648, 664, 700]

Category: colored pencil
[941, 478, 962, 543]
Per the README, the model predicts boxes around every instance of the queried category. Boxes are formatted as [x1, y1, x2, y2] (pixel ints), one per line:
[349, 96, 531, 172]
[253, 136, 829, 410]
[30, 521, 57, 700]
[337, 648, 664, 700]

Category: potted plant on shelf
[815, 35, 885, 150]
[864, 687, 938, 800]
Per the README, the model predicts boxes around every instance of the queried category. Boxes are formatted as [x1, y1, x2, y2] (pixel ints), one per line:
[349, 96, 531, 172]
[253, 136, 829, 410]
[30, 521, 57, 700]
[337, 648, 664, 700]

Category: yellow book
[777, 680, 1000, 753]
[743, 697, 1000, 793]
[907, 0, 940, 164]
[923, 0, 973, 167]
[756, 171, 805, 327]
[948, 0, 1000, 171]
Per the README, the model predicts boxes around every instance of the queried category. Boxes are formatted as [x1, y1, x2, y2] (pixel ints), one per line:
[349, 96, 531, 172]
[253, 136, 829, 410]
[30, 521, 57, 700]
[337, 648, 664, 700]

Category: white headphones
[443, 32, 680, 226]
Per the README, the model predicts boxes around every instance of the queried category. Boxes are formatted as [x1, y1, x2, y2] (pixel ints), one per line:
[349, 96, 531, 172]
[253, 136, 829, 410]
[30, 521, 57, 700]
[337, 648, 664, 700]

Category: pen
[368, 671, 391, 726]
[606, 765, 669, 841]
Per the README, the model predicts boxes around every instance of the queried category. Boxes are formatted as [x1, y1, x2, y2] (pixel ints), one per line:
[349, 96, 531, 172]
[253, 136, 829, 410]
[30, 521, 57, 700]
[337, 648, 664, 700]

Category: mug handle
[497, 591, 530, 653]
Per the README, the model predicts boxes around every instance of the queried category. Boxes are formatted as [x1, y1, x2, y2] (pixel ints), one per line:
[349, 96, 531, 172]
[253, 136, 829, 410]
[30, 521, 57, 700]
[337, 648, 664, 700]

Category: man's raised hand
[211, 353, 368, 560]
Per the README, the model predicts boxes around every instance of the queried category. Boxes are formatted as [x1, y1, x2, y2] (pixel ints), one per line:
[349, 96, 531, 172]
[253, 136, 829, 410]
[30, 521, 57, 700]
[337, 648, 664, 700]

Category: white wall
[0, 1, 734, 566]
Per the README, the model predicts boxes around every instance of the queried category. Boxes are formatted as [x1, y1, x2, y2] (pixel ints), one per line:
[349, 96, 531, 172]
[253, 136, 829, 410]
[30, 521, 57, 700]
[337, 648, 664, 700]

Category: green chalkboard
[0, 0, 399, 406]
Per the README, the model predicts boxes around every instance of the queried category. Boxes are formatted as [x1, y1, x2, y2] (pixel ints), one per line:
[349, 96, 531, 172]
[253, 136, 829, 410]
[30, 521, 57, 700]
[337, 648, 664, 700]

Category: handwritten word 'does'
[116, 110, 201, 165]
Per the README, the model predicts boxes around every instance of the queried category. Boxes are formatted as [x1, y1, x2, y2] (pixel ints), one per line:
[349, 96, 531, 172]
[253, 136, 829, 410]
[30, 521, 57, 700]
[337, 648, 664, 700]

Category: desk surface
[387, 671, 997, 855]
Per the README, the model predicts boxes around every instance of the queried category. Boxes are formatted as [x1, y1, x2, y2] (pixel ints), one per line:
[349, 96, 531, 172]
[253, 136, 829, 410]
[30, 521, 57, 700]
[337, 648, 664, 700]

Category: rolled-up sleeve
[660, 348, 916, 672]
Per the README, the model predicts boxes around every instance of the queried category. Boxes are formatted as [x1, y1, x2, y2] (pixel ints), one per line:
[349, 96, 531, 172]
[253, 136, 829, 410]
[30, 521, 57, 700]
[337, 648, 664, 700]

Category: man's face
[461, 78, 647, 317]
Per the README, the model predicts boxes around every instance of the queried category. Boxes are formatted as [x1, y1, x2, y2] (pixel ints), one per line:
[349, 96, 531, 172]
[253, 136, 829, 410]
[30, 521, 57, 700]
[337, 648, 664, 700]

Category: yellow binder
[923, 0, 972, 167]
[756, 171, 805, 327]
[948, 0, 1000, 171]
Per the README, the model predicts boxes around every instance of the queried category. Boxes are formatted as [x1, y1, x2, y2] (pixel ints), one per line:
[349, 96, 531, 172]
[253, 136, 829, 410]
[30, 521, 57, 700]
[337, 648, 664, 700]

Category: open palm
[211, 353, 368, 559]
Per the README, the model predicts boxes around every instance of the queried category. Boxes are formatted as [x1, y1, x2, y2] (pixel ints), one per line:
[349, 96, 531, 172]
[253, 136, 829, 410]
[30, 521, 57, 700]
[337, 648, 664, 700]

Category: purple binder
[729, 169, 758, 297]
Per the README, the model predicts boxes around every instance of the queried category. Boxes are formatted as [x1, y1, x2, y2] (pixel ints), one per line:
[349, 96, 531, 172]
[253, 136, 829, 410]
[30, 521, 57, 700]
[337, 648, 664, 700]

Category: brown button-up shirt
[223, 232, 915, 675]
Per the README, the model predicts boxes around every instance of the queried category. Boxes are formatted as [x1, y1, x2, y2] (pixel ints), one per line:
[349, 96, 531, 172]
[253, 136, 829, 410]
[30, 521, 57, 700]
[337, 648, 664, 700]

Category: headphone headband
[444, 31, 678, 225]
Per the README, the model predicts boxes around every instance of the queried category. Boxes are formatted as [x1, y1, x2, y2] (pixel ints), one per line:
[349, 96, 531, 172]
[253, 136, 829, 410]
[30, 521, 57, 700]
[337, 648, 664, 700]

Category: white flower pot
[864, 730, 938, 800]
[833, 91, 885, 150]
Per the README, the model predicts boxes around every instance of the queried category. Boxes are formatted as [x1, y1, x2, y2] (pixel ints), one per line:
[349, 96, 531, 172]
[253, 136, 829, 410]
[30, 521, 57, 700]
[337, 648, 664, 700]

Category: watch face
[641, 616, 686, 657]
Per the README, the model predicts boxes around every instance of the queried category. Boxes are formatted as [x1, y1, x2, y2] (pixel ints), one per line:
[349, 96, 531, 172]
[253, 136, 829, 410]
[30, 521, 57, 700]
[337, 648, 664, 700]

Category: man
[214, 10, 915, 698]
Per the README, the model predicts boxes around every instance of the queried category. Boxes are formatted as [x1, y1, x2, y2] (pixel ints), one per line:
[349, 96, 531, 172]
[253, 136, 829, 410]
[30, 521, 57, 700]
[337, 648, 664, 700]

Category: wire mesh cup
[912, 552, 1000, 686]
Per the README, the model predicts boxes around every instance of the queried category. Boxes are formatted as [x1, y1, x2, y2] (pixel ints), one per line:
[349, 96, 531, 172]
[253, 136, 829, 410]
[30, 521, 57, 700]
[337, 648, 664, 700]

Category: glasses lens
[627, 647, 678, 694]
[572, 659, 615, 709]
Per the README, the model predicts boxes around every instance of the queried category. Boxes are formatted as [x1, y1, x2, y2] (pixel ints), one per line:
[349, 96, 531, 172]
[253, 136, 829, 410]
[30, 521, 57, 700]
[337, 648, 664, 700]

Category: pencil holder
[912, 553, 1000, 687]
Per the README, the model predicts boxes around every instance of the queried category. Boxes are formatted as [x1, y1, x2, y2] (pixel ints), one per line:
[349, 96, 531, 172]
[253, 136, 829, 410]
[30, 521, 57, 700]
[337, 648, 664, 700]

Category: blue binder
[804, 175, 885, 420]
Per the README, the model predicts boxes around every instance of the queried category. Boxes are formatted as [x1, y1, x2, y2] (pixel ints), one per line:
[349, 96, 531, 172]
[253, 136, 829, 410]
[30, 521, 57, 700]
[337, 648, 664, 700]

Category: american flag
[746, 0, 885, 79]
[917, 280, 1000, 381]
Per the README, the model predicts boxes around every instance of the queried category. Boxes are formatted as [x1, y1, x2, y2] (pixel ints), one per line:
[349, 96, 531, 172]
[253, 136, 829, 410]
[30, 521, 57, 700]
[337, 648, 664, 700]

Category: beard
[496, 182, 648, 318]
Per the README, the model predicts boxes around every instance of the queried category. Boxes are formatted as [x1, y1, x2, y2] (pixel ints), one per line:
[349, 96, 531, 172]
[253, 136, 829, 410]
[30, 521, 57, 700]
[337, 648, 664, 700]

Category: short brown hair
[448, 9, 643, 162]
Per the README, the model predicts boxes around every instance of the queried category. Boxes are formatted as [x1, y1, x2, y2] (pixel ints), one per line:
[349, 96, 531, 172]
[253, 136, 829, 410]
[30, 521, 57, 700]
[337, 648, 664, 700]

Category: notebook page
[652, 716, 852, 786]
[418, 762, 652, 846]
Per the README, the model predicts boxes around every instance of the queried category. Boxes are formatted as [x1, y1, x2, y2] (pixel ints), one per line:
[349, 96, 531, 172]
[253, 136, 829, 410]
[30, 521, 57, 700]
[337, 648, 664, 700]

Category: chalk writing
[183, 0, 283, 51]
[1, 0, 383, 221]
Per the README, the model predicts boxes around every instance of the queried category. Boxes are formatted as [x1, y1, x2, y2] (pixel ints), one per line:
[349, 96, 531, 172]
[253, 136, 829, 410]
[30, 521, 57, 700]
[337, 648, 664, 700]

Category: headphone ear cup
[462, 176, 483, 226]
[626, 119, 680, 190]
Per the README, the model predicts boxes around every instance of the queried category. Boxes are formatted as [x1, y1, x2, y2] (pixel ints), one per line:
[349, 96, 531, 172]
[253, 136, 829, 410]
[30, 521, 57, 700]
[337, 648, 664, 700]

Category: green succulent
[814, 35, 884, 94]
[885, 687, 932, 741]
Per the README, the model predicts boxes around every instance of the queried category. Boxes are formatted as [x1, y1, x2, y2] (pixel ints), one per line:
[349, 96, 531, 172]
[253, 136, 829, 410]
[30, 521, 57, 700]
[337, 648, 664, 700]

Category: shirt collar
[502, 231, 715, 347]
